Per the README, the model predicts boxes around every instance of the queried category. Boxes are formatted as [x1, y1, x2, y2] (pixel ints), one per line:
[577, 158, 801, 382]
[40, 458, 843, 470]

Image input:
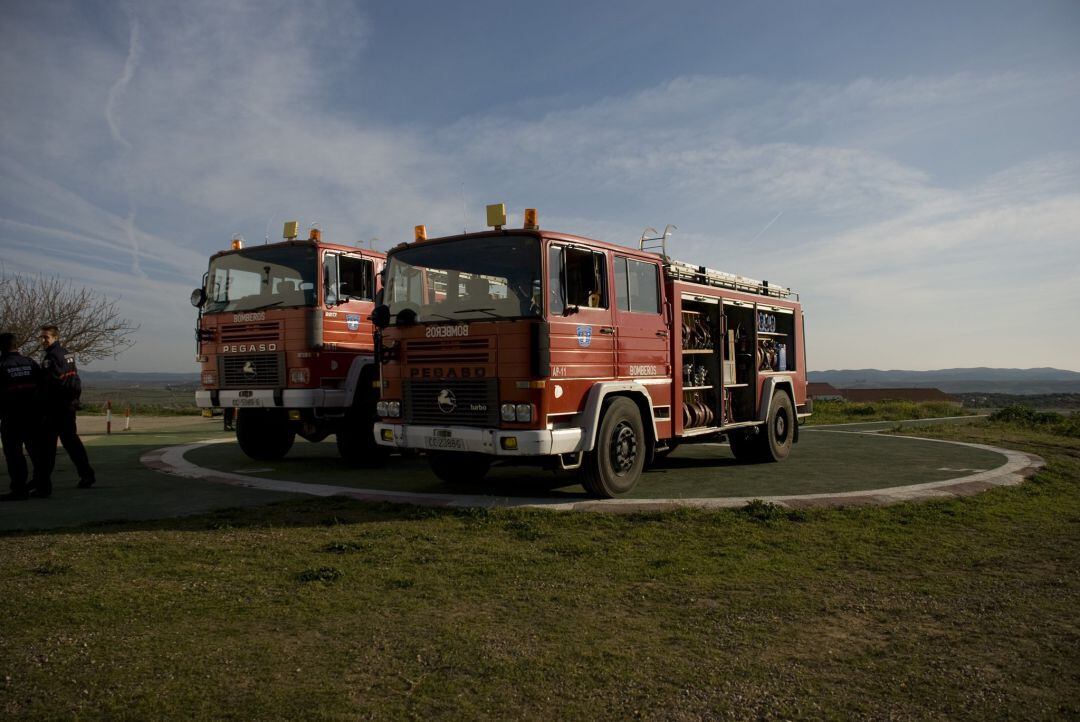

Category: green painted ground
[185, 420, 1006, 500]
[1, 415, 1006, 532]
[0, 417, 294, 532]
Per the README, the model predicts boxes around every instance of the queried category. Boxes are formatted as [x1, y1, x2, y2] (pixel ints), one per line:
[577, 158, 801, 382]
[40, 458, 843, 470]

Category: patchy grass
[987, 405, 1080, 438]
[805, 399, 972, 425]
[0, 421, 1077, 719]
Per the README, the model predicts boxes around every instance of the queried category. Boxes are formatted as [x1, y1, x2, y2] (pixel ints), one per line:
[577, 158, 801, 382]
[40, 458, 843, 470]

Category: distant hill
[809, 368, 1080, 394]
[82, 371, 199, 386]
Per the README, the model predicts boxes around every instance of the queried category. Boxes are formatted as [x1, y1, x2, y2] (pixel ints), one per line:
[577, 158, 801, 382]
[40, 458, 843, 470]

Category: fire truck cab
[191, 223, 387, 464]
[373, 206, 809, 497]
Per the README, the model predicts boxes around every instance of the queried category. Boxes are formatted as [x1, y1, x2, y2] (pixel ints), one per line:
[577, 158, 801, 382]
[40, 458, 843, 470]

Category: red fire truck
[191, 222, 387, 464]
[372, 205, 810, 497]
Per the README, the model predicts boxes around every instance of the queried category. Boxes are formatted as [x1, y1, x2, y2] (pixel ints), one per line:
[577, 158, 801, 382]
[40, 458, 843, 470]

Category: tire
[235, 409, 295, 461]
[727, 392, 796, 463]
[761, 391, 795, 462]
[337, 367, 389, 467]
[579, 397, 646, 498]
[336, 411, 389, 467]
[428, 452, 492, 485]
[726, 428, 762, 463]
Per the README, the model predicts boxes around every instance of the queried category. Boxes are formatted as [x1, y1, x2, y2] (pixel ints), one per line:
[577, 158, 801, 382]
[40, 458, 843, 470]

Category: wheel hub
[611, 422, 638, 474]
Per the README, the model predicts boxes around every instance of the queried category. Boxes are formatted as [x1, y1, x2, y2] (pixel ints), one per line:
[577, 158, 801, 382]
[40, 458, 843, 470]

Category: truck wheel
[761, 391, 795, 462]
[428, 452, 491, 485]
[236, 409, 295, 461]
[726, 428, 762, 463]
[336, 410, 389, 468]
[580, 397, 645, 498]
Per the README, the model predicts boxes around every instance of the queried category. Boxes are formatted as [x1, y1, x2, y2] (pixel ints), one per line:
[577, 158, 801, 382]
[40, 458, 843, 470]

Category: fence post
[124, 405, 131, 431]
[106, 400, 112, 435]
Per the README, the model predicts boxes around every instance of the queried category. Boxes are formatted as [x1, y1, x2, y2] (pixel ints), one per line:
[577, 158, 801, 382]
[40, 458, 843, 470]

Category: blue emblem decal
[346, 314, 361, 331]
[576, 325, 592, 347]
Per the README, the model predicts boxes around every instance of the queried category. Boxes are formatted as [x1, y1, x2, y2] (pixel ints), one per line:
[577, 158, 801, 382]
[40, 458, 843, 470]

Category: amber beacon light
[523, 208, 538, 230]
[414, 225, 427, 242]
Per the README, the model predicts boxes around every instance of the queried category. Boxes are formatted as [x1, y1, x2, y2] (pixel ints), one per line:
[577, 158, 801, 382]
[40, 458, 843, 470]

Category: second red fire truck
[191, 222, 386, 465]
[373, 205, 810, 497]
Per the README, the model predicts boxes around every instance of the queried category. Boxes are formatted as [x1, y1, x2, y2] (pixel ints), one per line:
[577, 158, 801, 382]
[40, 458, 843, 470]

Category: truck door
[323, 251, 377, 350]
[546, 243, 616, 390]
[613, 255, 671, 421]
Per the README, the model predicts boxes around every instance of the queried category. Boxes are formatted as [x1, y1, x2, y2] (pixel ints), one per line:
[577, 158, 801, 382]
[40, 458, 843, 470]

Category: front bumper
[196, 389, 350, 409]
[374, 422, 584, 457]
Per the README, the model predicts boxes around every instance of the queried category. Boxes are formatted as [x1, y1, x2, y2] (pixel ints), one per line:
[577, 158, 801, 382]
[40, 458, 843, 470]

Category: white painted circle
[554, 385, 564, 398]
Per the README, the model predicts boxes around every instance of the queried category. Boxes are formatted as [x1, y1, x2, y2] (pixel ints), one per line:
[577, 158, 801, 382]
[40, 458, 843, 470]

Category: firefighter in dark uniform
[36, 325, 96, 494]
[1, 332, 45, 501]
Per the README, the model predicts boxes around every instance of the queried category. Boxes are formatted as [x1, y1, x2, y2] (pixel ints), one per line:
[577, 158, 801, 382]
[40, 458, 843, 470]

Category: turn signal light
[501, 436, 518, 450]
[381, 428, 394, 442]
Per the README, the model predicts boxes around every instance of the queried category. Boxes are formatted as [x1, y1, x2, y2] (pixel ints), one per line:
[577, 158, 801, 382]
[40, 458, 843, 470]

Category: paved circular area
[141, 423, 1045, 512]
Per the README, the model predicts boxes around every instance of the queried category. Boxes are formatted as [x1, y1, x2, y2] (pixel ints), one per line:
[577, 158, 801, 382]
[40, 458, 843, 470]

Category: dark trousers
[37, 405, 95, 490]
[2, 413, 41, 493]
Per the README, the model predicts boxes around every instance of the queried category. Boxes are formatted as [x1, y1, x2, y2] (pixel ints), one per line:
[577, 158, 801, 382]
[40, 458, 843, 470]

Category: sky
[1, 0, 1078, 373]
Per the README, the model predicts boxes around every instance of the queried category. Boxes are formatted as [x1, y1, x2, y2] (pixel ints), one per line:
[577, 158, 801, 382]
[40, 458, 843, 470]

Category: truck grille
[220, 353, 285, 387]
[405, 380, 499, 427]
[404, 338, 493, 365]
[220, 322, 282, 343]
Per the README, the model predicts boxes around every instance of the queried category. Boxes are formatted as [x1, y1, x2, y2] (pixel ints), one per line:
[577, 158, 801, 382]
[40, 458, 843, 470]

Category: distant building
[837, 388, 960, 405]
[807, 382, 844, 400]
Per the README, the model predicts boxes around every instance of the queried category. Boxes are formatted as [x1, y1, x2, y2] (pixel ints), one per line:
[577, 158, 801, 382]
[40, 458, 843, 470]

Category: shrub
[988, 406, 1080, 438]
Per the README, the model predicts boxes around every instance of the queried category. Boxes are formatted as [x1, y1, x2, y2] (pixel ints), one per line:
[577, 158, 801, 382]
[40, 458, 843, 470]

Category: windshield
[384, 235, 542, 322]
[204, 246, 317, 313]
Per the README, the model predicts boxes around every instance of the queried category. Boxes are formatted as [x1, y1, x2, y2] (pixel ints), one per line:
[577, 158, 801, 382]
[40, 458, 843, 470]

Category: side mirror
[190, 288, 207, 307]
[371, 304, 391, 329]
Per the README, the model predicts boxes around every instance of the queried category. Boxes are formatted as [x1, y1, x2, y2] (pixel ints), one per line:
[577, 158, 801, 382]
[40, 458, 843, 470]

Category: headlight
[289, 367, 311, 384]
[388, 401, 401, 417]
[515, 403, 533, 422]
[201, 371, 217, 387]
[376, 401, 388, 416]
[501, 403, 516, 422]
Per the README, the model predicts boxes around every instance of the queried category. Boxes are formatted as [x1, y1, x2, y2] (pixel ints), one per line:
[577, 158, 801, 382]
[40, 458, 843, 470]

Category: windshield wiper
[424, 312, 455, 321]
[454, 307, 500, 319]
[244, 300, 286, 312]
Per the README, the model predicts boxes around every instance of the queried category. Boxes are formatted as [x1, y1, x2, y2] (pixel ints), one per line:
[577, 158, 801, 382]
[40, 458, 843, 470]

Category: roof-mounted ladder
[639, 225, 677, 259]
[639, 224, 796, 299]
[664, 259, 795, 299]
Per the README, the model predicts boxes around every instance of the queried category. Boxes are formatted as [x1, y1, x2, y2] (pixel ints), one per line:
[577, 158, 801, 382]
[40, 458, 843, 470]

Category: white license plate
[231, 398, 263, 407]
[425, 436, 465, 450]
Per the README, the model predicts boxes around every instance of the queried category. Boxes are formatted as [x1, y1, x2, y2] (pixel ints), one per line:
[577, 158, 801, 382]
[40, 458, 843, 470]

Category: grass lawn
[0, 419, 1078, 718]
[804, 399, 974, 425]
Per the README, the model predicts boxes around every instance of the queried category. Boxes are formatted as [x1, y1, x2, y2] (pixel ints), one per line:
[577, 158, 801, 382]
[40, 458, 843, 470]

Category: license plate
[232, 398, 263, 407]
[425, 436, 465, 450]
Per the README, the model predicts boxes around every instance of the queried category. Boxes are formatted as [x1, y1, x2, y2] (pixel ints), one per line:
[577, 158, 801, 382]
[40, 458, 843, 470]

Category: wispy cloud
[104, 10, 140, 151]
[0, 2, 1077, 371]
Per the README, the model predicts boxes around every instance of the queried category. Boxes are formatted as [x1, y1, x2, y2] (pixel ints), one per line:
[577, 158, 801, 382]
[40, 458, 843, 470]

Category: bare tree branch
[0, 269, 138, 361]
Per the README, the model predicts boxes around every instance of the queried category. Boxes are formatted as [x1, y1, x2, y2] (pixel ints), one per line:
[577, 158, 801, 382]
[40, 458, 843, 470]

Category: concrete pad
[142, 429, 1045, 513]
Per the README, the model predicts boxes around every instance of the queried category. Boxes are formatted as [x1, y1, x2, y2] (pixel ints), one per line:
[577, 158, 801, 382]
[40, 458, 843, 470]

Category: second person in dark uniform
[36, 325, 96, 494]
